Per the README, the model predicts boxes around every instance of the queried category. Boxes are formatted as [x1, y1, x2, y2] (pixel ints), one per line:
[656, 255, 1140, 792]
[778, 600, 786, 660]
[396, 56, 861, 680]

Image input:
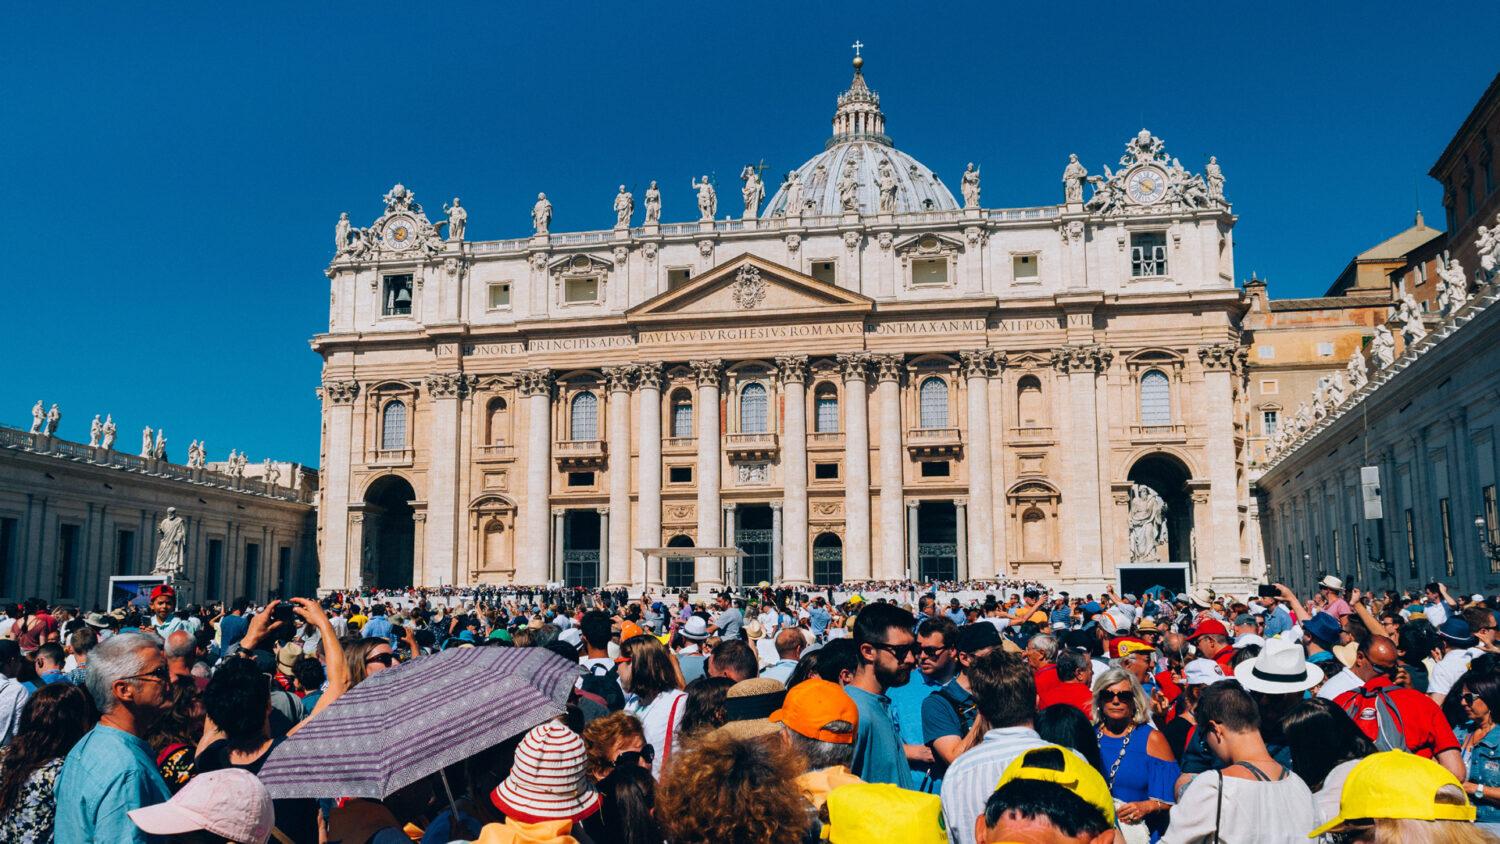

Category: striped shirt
[939, 726, 1050, 844]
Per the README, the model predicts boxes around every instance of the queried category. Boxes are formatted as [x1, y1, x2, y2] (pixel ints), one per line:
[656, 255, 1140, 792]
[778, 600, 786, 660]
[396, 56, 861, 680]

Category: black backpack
[579, 662, 627, 712]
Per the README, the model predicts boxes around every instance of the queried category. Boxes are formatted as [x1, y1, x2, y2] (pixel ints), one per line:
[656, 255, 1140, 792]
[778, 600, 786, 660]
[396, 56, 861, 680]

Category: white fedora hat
[1233, 637, 1323, 694]
[1319, 575, 1344, 591]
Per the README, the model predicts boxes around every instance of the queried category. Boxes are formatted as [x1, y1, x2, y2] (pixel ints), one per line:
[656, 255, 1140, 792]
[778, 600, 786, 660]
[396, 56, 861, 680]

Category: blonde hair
[1091, 668, 1151, 727]
[1365, 786, 1500, 844]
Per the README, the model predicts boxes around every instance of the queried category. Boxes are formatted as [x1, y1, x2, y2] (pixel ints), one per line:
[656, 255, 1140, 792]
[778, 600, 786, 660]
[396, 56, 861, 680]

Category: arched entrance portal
[665, 535, 694, 589]
[813, 533, 843, 585]
[364, 475, 416, 589]
[1127, 454, 1193, 564]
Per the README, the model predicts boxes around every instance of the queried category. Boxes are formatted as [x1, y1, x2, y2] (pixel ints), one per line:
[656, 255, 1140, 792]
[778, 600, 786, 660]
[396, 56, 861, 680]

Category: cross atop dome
[829, 46, 890, 149]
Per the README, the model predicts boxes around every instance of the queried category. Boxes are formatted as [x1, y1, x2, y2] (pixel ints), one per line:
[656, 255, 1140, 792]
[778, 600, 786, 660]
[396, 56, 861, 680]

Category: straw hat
[1232, 637, 1323, 694]
[490, 722, 601, 823]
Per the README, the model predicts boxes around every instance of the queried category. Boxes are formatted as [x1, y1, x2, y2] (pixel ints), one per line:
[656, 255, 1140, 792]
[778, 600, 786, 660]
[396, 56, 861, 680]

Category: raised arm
[1348, 588, 1383, 639]
[1275, 583, 1312, 622]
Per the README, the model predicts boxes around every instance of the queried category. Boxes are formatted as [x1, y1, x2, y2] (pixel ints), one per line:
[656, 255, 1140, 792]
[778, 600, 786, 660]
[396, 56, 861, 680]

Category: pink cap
[128, 769, 274, 844]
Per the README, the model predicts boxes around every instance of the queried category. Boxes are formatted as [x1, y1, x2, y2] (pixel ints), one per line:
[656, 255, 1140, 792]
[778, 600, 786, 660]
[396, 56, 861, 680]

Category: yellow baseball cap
[827, 783, 946, 844]
[1308, 751, 1475, 837]
[996, 745, 1115, 826]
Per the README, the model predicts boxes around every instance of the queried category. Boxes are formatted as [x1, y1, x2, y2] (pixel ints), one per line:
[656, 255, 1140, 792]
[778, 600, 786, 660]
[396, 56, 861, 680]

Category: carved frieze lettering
[639, 323, 862, 345]
[866, 318, 986, 336]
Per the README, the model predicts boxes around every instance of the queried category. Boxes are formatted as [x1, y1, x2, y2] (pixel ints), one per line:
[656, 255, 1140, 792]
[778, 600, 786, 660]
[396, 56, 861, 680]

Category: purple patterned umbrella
[258, 646, 576, 800]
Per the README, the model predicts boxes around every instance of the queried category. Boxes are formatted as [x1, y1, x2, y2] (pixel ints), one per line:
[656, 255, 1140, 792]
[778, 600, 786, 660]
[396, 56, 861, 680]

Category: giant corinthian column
[517, 369, 553, 584]
[603, 365, 635, 587]
[317, 380, 359, 590]
[776, 355, 810, 584]
[960, 350, 995, 579]
[838, 353, 872, 580]
[636, 364, 663, 590]
[691, 360, 724, 591]
[874, 354, 906, 580]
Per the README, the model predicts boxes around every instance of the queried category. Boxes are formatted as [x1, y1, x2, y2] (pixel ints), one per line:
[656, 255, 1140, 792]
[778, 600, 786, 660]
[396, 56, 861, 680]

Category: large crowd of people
[2, 576, 1500, 841]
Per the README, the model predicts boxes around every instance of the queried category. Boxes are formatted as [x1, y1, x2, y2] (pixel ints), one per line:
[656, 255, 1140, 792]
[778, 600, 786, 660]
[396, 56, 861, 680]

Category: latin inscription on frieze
[866, 319, 987, 336]
[462, 342, 526, 357]
[992, 317, 1064, 333]
[528, 336, 637, 352]
[639, 323, 863, 344]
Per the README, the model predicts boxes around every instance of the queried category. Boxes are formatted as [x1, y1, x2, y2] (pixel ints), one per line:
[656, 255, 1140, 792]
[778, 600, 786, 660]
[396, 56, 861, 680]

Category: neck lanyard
[1096, 723, 1135, 785]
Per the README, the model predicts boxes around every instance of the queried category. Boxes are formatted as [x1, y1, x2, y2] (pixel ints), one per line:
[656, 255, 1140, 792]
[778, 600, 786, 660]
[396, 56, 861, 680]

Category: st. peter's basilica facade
[313, 57, 1253, 595]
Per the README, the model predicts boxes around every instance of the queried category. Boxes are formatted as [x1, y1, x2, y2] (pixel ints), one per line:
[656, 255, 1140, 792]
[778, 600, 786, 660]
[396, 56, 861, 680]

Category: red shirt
[1154, 670, 1183, 704]
[1212, 647, 1237, 672]
[1037, 681, 1093, 719]
[1334, 676, 1459, 759]
[1034, 664, 1060, 697]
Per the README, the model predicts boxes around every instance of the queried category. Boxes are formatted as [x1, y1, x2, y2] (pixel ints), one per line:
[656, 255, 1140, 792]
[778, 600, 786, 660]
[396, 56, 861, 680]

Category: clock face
[1126, 167, 1167, 205]
[383, 215, 417, 251]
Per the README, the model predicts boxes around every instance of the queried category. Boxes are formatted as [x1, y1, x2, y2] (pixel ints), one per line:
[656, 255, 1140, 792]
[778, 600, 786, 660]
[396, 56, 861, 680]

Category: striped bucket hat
[490, 722, 601, 823]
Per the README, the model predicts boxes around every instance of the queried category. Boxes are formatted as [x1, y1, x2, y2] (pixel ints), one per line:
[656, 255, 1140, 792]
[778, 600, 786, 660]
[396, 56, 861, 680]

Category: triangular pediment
[626, 253, 873, 323]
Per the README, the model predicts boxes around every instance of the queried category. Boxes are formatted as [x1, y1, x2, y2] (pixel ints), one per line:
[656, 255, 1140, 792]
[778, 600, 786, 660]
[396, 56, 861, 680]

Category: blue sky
[3, 2, 1496, 468]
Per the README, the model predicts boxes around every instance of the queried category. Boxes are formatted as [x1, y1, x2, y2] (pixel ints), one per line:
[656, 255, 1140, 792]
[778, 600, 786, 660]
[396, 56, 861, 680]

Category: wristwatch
[1475, 784, 1486, 801]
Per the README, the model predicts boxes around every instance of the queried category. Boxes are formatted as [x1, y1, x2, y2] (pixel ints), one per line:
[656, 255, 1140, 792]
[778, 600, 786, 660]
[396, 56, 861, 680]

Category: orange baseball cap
[619, 621, 645, 641]
[770, 678, 859, 744]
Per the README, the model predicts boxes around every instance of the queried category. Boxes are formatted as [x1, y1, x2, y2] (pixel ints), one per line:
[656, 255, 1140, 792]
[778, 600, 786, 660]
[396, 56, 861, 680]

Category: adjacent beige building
[314, 59, 1257, 594]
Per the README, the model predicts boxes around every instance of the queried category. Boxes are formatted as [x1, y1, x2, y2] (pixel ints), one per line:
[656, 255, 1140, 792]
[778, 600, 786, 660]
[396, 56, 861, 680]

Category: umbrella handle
[439, 768, 461, 826]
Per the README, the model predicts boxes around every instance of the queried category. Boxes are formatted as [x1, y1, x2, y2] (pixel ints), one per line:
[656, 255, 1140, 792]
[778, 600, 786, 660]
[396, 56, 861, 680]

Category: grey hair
[1027, 634, 1058, 660]
[164, 630, 195, 660]
[1091, 667, 1151, 727]
[84, 632, 163, 714]
[783, 720, 856, 770]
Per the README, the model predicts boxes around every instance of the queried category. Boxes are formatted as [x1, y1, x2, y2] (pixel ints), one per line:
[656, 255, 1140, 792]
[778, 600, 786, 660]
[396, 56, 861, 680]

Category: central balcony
[662, 436, 697, 456]
[369, 448, 414, 467]
[554, 439, 606, 469]
[1128, 424, 1187, 444]
[476, 443, 516, 463]
[724, 431, 779, 460]
[906, 427, 963, 458]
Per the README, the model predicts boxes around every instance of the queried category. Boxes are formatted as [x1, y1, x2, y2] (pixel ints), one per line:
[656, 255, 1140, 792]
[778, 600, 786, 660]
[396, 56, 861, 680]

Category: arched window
[570, 391, 598, 440]
[740, 382, 768, 433]
[486, 397, 510, 445]
[814, 384, 839, 433]
[380, 401, 407, 450]
[1017, 375, 1044, 427]
[670, 389, 694, 438]
[813, 533, 843, 585]
[919, 377, 949, 428]
[1139, 370, 1171, 426]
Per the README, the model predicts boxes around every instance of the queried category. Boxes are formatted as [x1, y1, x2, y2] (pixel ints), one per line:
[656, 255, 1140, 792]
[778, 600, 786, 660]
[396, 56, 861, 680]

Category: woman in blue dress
[1093, 667, 1179, 841]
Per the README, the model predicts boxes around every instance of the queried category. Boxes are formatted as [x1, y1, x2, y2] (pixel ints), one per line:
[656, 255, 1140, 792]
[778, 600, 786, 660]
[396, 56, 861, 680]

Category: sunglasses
[612, 744, 656, 769]
[1463, 692, 1483, 706]
[365, 652, 396, 667]
[1098, 690, 1136, 704]
[870, 642, 917, 660]
[917, 645, 951, 659]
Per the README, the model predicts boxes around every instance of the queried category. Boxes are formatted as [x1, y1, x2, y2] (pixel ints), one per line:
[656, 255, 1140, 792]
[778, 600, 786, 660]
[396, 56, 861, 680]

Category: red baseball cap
[150, 584, 176, 602]
[1187, 619, 1228, 640]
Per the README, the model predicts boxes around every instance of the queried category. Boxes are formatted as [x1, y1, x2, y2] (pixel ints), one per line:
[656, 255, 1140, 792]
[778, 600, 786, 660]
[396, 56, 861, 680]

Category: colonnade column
[691, 360, 724, 592]
[907, 502, 920, 581]
[597, 507, 611, 587]
[960, 350, 995, 579]
[838, 353, 872, 580]
[317, 380, 360, 591]
[636, 364, 663, 591]
[518, 369, 553, 585]
[604, 366, 635, 587]
[776, 356, 810, 585]
[551, 508, 565, 583]
[955, 499, 969, 581]
[423, 372, 468, 587]
[1198, 344, 1246, 587]
[722, 503, 737, 586]
[771, 501, 783, 582]
[874, 355, 906, 580]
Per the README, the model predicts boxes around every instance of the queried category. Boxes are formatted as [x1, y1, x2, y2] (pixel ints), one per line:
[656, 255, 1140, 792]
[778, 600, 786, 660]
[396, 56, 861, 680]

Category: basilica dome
[764, 57, 959, 218]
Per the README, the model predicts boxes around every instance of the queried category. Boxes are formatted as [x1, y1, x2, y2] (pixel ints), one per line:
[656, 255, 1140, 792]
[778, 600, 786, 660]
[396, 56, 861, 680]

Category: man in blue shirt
[847, 602, 922, 790]
[808, 597, 832, 641]
[887, 617, 958, 791]
[55, 632, 172, 843]
[360, 603, 396, 646]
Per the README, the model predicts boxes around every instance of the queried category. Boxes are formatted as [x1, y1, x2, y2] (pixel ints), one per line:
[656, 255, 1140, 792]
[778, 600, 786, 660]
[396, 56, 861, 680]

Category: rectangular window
[207, 539, 224, 599]
[667, 268, 692, 290]
[1262, 410, 1278, 437]
[814, 462, 840, 480]
[244, 542, 260, 598]
[115, 529, 135, 576]
[669, 466, 693, 484]
[1012, 254, 1039, 280]
[912, 258, 948, 287]
[487, 282, 511, 310]
[1405, 509, 1417, 578]
[564, 277, 599, 304]
[1439, 498, 1455, 577]
[1260, 379, 1278, 395]
[1130, 232, 1168, 277]
[1258, 347, 1275, 360]
[57, 524, 80, 598]
[810, 261, 836, 285]
[382, 274, 413, 316]
[1487, 485, 1500, 574]
[920, 460, 951, 478]
[0, 518, 14, 595]
[1317, 342, 1334, 357]
[567, 471, 595, 487]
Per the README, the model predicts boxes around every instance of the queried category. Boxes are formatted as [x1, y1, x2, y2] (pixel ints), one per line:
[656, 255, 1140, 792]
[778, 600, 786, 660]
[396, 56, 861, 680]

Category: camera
[1257, 584, 1279, 599]
[272, 602, 297, 625]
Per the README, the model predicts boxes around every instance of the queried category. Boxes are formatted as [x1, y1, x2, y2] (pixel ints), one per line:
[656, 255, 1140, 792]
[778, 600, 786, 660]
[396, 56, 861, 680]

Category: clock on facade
[1125, 167, 1167, 205]
[382, 215, 417, 251]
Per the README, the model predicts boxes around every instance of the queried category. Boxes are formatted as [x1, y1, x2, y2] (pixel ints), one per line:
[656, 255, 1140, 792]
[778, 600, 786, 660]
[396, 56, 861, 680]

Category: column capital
[551, 507, 568, 516]
[906, 500, 919, 511]
[424, 371, 473, 399]
[958, 350, 994, 380]
[635, 362, 664, 390]
[603, 365, 637, 393]
[1050, 345, 1113, 375]
[318, 380, 361, 405]
[770, 500, 783, 510]
[690, 359, 722, 387]
[1197, 342, 1246, 372]
[775, 355, 809, 384]
[872, 353, 905, 383]
[596, 506, 610, 515]
[954, 497, 970, 507]
[517, 369, 554, 397]
[721, 502, 737, 513]
[836, 352, 871, 382]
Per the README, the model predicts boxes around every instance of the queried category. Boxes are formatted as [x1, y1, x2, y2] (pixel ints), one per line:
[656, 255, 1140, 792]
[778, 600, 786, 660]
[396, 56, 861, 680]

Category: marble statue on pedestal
[876, 158, 898, 213]
[335, 212, 352, 254]
[781, 170, 803, 216]
[1327, 371, 1346, 407]
[740, 166, 764, 219]
[1062, 154, 1087, 204]
[153, 429, 167, 461]
[643, 180, 661, 224]
[1436, 253, 1470, 316]
[153, 507, 187, 578]
[226, 449, 239, 475]
[531, 193, 552, 235]
[443, 198, 466, 241]
[1204, 156, 1225, 202]
[1346, 350, 1368, 390]
[1085, 166, 1125, 215]
[101, 415, 116, 450]
[691, 176, 717, 220]
[961, 162, 980, 208]
[1293, 402, 1311, 433]
[44, 405, 60, 436]
[1128, 483, 1168, 562]
[1371, 324, 1397, 369]
[265, 459, 281, 488]
[1476, 215, 1500, 276]
[187, 440, 203, 468]
[836, 159, 860, 213]
[1311, 377, 1330, 419]
[28, 401, 43, 434]
[89, 415, 101, 447]
[141, 426, 153, 457]
[1392, 292, 1426, 346]
[613, 185, 633, 228]
[235, 451, 248, 476]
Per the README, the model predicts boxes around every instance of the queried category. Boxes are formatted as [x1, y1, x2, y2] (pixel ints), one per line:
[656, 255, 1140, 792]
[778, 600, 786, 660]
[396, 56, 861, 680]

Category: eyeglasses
[917, 645, 951, 659]
[1463, 692, 1482, 706]
[611, 744, 656, 769]
[1098, 689, 1136, 705]
[365, 653, 396, 667]
[870, 642, 918, 660]
[121, 666, 170, 685]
